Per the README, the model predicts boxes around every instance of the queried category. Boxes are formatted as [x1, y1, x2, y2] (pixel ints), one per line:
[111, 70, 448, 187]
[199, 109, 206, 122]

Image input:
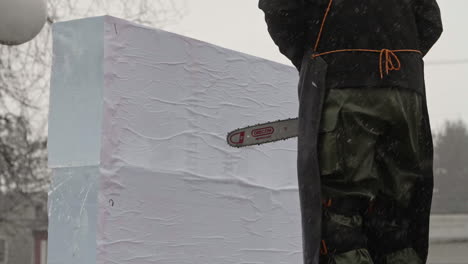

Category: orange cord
[311, 0, 423, 79]
[320, 240, 329, 255]
[312, 48, 422, 78]
[314, 0, 334, 52]
[323, 198, 332, 208]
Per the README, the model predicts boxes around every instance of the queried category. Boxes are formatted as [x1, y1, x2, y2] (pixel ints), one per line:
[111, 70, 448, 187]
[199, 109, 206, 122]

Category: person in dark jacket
[259, 0, 442, 263]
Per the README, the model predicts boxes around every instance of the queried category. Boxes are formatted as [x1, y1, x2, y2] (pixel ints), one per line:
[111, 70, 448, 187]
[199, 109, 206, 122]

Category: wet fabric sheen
[318, 87, 425, 208]
[318, 87, 426, 263]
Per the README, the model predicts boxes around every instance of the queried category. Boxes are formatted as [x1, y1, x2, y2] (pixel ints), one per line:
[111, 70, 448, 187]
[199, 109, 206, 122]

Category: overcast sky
[165, 0, 468, 132]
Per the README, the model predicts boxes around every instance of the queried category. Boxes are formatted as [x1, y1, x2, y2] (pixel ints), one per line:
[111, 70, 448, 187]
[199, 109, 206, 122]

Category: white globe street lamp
[0, 0, 47, 45]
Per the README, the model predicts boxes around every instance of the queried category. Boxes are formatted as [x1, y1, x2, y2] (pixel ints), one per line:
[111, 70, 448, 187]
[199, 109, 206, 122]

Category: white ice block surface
[99, 16, 300, 188]
[47, 166, 99, 264]
[99, 166, 302, 263]
[48, 16, 303, 264]
[48, 17, 104, 168]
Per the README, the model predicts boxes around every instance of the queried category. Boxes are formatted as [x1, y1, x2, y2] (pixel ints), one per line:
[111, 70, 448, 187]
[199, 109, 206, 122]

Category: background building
[0, 192, 48, 264]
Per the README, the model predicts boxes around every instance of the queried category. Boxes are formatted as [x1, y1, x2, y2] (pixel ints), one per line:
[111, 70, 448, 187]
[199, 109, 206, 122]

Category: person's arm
[258, 0, 307, 70]
[413, 0, 443, 56]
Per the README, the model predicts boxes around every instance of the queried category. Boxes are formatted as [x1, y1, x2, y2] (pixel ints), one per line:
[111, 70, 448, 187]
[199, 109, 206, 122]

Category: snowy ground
[428, 242, 468, 264]
[427, 214, 468, 264]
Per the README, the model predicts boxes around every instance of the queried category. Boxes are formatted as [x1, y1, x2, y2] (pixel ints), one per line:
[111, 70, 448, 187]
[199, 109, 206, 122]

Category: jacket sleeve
[258, 0, 307, 70]
[413, 0, 443, 56]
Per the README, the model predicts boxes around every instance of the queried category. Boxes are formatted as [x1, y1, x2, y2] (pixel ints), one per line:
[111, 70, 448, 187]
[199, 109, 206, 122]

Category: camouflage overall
[318, 87, 426, 264]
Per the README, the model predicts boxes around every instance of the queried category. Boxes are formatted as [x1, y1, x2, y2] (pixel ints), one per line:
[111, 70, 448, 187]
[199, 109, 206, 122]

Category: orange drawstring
[312, 49, 421, 79]
[323, 198, 332, 208]
[380, 49, 401, 78]
[320, 240, 329, 255]
[311, 0, 422, 79]
[314, 0, 334, 52]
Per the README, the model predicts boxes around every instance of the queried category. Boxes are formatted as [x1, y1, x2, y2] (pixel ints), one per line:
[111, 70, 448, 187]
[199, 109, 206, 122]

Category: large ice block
[48, 16, 302, 264]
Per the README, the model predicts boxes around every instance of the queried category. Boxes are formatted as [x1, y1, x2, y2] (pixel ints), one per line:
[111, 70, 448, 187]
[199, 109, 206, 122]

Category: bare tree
[48, 0, 187, 27]
[1, 0, 187, 137]
[0, 113, 48, 233]
[0, 0, 186, 228]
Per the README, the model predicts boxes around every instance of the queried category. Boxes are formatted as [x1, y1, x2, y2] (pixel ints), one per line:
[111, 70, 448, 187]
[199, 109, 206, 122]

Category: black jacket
[259, 1, 442, 263]
[259, 0, 443, 94]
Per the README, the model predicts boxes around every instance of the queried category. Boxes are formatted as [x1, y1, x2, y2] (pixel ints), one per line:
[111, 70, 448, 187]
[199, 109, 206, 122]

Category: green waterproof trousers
[317, 87, 427, 264]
